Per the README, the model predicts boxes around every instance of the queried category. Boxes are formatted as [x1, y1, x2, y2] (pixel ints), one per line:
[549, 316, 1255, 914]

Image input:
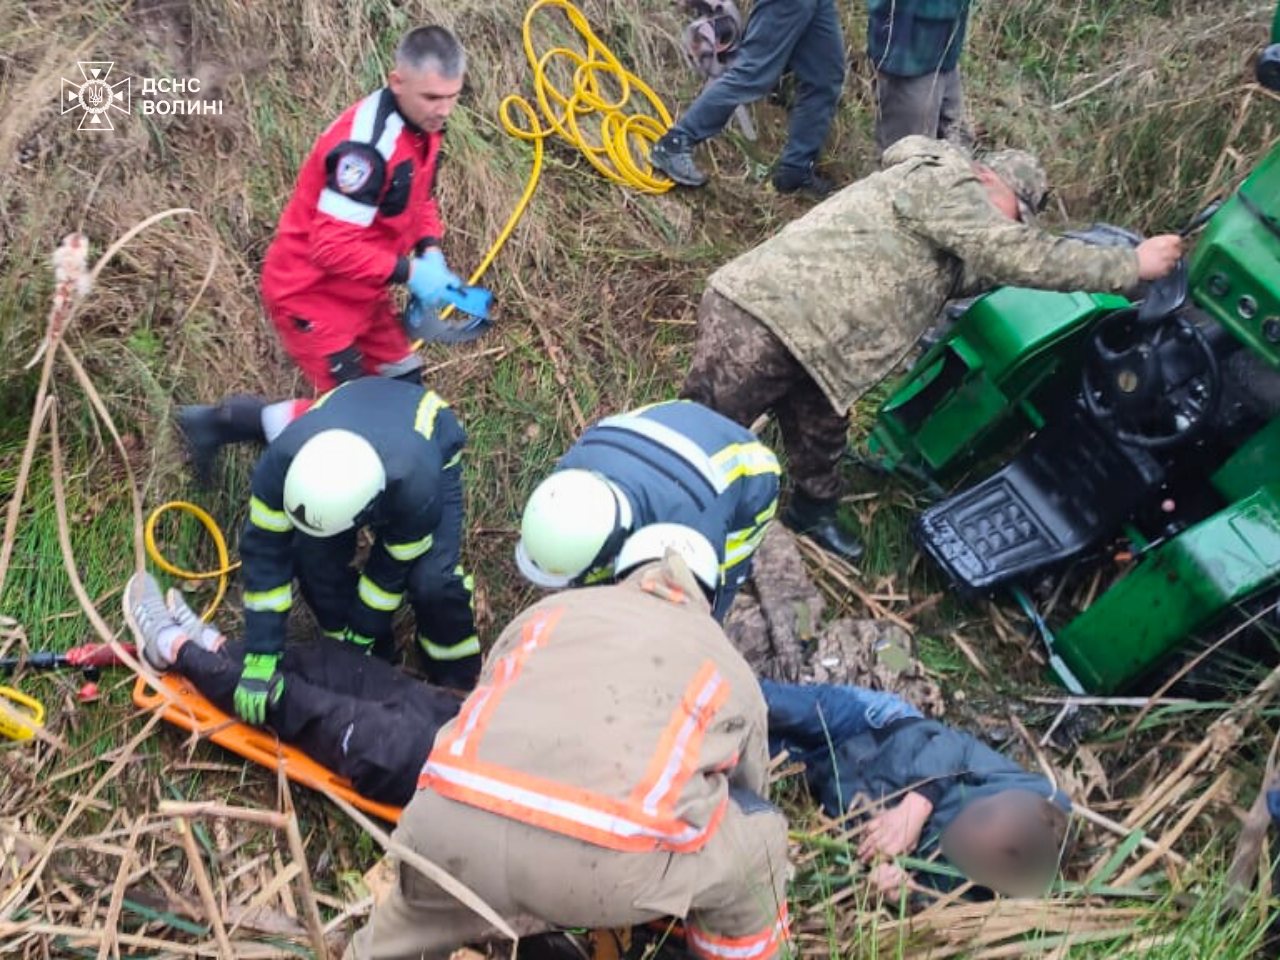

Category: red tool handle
[65, 642, 135, 669]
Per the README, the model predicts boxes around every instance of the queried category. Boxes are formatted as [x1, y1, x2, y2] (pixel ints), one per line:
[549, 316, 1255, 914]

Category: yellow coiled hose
[144, 500, 238, 621]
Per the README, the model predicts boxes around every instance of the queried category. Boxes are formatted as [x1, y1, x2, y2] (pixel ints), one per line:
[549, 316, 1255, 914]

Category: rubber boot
[649, 132, 708, 188]
[177, 394, 267, 488]
[783, 490, 864, 564]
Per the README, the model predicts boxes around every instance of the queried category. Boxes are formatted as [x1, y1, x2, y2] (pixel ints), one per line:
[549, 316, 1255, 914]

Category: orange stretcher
[132, 674, 404, 823]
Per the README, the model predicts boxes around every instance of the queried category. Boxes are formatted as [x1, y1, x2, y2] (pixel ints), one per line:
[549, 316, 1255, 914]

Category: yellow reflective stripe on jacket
[723, 523, 770, 571]
[249, 496, 292, 533]
[308, 384, 342, 410]
[443, 451, 462, 470]
[710, 441, 781, 485]
[420, 634, 481, 661]
[243, 584, 292, 613]
[414, 391, 449, 439]
[385, 533, 434, 562]
[357, 575, 403, 612]
[722, 499, 777, 571]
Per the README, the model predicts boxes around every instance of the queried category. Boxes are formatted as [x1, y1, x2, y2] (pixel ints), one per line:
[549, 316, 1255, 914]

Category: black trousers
[294, 462, 478, 679]
[176, 638, 463, 806]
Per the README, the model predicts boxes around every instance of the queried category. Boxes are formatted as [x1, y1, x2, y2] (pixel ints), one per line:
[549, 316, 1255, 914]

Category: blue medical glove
[407, 248, 461, 304]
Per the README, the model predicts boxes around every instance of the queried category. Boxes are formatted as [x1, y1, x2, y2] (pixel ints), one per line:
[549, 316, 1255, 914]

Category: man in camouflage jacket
[681, 136, 1185, 562]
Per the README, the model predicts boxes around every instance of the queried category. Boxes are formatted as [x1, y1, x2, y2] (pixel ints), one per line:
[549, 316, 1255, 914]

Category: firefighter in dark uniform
[177, 25, 469, 486]
[232, 378, 480, 726]
[515, 400, 781, 620]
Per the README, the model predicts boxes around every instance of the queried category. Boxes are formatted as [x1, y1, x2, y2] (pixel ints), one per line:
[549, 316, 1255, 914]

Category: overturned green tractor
[866, 36, 1280, 695]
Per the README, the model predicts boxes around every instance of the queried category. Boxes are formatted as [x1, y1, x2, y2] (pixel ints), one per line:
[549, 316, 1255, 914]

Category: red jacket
[261, 87, 444, 320]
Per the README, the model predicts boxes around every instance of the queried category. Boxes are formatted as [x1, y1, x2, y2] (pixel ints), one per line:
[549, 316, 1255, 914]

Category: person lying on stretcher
[123, 572, 462, 807]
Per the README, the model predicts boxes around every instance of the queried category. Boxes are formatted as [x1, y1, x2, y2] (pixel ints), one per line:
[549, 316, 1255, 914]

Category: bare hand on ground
[868, 862, 911, 897]
[858, 791, 934, 861]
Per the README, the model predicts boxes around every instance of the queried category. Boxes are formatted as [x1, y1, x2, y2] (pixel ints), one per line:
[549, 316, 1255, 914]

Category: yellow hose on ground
[147, 1, 672, 614]
[144, 501, 238, 621]
[420, 0, 673, 340]
[502, 0, 675, 196]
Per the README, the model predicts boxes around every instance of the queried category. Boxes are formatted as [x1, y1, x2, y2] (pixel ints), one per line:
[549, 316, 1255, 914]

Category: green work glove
[234, 653, 283, 725]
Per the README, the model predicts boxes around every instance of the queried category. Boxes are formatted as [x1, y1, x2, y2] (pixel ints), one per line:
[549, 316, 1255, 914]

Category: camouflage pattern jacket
[708, 137, 1140, 412]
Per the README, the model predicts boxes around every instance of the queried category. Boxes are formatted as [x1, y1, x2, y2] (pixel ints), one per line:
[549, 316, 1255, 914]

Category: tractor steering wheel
[1080, 307, 1221, 451]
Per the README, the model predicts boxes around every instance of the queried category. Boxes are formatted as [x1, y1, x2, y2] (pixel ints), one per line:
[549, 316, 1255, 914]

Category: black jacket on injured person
[238, 378, 479, 685]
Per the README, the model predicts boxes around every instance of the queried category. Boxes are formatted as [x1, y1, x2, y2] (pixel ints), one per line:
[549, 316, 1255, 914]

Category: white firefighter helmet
[613, 523, 721, 597]
[282, 429, 386, 538]
[515, 469, 631, 588]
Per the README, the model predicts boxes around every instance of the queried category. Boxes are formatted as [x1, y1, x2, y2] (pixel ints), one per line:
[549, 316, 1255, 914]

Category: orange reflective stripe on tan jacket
[418, 561, 769, 853]
[689, 903, 791, 960]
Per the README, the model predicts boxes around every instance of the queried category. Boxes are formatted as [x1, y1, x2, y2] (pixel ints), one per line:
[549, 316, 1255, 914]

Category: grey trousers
[672, 0, 845, 171]
[874, 68, 970, 156]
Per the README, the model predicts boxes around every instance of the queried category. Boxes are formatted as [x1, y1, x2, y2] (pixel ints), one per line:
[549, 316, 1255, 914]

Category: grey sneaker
[165, 588, 223, 651]
[122, 572, 180, 670]
[649, 133, 708, 188]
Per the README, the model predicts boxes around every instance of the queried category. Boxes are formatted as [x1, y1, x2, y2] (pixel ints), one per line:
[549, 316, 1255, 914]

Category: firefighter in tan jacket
[349, 524, 791, 960]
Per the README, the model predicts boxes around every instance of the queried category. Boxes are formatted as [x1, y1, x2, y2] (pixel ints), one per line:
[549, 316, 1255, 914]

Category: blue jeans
[760, 679, 922, 758]
[672, 0, 845, 170]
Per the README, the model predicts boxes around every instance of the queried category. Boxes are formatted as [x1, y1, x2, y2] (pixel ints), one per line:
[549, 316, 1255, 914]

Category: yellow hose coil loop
[432, 0, 673, 329]
[147, 1, 673, 614]
[509, 0, 674, 195]
[144, 501, 239, 621]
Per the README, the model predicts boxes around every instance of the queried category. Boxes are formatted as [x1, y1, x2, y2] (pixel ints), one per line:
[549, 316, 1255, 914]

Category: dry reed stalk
[795, 538, 919, 631]
[282, 814, 329, 959]
[1072, 805, 1187, 867]
[157, 801, 289, 830]
[0, 921, 206, 955]
[1115, 770, 1232, 886]
[95, 813, 145, 960]
[0, 712, 162, 922]
[509, 272, 587, 432]
[175, 816, 236, 959]
[1224, 724, 1280, 908]
[1126, 599, 1280, 736]
[949, 632, 991, 680]
[1126, 659, 1280, 829]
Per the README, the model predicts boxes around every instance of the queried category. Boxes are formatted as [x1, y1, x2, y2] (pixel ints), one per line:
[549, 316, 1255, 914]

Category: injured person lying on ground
[123, 572, 463, 807]
[764, 681, 1071, 898]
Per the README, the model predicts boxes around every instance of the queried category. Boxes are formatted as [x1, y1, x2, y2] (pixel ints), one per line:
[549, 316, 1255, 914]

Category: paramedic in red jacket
[178, 25, 468, 486]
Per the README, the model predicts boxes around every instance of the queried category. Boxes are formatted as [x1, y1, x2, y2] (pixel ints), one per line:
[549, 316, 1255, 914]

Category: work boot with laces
[783, 490, 864, 564]
[649, 132, 708, 188]
[177, 394, 267, 488]
[772, 163, 835, 199]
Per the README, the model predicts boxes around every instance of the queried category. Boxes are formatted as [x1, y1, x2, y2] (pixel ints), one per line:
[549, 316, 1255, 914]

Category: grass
[3, 0, 1280, 955]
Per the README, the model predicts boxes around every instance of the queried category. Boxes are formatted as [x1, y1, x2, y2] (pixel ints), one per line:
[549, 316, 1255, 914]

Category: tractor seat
[915, 406, 1165, 594]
